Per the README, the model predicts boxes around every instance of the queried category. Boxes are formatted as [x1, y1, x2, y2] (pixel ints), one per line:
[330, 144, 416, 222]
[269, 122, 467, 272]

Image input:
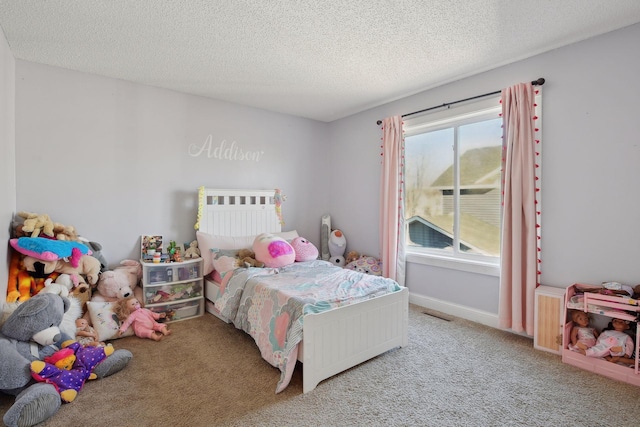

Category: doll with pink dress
[568, 310, 599, 352]
[580, 317, 634, 359]
[114, 296, 172, 341]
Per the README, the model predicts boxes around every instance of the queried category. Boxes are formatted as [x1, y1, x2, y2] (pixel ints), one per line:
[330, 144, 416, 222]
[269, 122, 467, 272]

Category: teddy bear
[236, 248, 265, 268]
[183, 240, 201, 259]
[345, 250, 360, 265]
[0, 293, 133, 427]
[30, 340, 114, 403]
[51, 222, 78, 241]
[39, 274, 80, 298]
[17, 211, 55, 238]
[92, 259, 143, 303]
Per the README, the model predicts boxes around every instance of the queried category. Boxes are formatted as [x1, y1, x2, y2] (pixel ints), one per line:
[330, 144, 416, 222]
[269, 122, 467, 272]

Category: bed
[195, 187, 409, 393]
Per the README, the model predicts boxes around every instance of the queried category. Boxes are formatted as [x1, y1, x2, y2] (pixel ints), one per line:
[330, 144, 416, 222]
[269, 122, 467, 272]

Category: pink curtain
[379, 116, 405, 284]
[498, 83, 542, 335]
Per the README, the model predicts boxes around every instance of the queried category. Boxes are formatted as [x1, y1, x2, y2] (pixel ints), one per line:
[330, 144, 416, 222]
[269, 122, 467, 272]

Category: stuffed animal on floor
[78, 238, 109, 272]
[8, 253, 60, 302]
[40, 274, 80, 298]
[55, 255, 102, 286]
[10, 237, 92, 269]
[6, 249, 34, 303]
[30, 341, 114, 403]
[92, 259, 143, 303]
[0, 293, 133, 427]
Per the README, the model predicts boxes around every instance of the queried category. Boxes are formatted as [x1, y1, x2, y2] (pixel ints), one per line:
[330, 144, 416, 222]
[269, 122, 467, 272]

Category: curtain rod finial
[533, 78, 545, 86]
[376, 120, 382, 125]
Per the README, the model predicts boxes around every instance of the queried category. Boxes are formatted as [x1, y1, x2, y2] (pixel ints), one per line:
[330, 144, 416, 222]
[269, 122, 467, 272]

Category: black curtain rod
[376, 78, 545, 125]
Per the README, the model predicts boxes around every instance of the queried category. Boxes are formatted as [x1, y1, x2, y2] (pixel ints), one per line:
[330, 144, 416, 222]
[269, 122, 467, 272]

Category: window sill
[406, 252, 500, 277]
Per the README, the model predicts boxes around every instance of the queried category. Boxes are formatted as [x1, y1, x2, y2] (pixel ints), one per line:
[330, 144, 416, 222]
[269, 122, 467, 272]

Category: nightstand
[140, 258, 204, 322]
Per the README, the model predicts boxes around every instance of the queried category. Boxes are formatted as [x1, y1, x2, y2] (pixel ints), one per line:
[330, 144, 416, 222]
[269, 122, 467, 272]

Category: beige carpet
[2, 304, 640, 427]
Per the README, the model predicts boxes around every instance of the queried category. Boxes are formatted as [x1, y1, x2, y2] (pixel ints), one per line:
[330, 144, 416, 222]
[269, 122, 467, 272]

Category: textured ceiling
[1, 1, 640, 122]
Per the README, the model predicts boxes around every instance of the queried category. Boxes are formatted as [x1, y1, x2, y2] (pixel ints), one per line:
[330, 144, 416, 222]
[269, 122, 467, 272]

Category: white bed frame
[198, 188, 409, 393]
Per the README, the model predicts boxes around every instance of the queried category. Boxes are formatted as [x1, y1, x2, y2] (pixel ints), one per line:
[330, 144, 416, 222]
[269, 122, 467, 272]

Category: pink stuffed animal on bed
[253, 233, 296, 268]
[290, 237, 319, 262]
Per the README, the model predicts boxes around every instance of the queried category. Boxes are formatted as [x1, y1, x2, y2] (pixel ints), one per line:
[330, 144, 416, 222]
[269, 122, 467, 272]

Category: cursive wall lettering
[188, 134, 265, 162]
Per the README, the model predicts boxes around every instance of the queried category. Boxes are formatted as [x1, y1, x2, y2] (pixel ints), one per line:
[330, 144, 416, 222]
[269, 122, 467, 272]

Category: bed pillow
[210, 248, 240, 279]
[253, 233, 296, 268]
[86, 301, 135, 342]
[197, 230, 299, 275]
[344, 256, 383, 276]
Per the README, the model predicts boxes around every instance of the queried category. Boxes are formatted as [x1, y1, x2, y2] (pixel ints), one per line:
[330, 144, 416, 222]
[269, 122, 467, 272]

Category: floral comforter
[214, 259, 402, 393]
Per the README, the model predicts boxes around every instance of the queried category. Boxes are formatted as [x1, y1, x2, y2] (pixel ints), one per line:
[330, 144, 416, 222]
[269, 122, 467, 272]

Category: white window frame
[403, 91, 542, 277]
[403, 96, 503, 277]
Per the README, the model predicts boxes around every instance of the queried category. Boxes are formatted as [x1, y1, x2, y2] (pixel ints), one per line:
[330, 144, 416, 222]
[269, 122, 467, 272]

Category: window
[403, 97, 503, 270]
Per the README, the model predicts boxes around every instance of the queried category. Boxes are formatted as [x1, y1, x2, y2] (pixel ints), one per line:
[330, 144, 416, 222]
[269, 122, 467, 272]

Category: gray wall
[3, 23, 640, 327]
[326, 23, 640, 324]
[0, 27, 16, 300]
[14, 62, 329, 267]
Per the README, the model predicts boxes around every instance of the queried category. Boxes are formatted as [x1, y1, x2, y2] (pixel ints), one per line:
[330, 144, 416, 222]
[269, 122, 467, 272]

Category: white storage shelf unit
[562, 284, 640, 387]
[141, 258, 204, 323]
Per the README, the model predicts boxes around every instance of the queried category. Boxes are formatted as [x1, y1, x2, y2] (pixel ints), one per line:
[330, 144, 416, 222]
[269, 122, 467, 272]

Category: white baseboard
[409, 292, 500, 329]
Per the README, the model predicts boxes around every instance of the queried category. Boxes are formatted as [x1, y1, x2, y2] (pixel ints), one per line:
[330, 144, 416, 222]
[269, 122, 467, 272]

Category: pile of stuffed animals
[7, 211, 110, 309]
[1, 211, 139, 427]
[0, 293, 132, 427]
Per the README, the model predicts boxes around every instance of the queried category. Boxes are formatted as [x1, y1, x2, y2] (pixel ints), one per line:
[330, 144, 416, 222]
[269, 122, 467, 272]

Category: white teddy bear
[40, 274, 79, 298]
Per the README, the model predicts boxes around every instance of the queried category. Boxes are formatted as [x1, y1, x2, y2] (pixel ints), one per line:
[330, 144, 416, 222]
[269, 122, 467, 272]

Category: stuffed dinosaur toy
[31, 340, 114, 403]
[0, 293, 133, 427]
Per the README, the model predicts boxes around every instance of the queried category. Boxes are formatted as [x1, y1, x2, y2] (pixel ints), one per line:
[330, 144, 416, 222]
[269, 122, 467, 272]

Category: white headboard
[196, 188, 282, 237]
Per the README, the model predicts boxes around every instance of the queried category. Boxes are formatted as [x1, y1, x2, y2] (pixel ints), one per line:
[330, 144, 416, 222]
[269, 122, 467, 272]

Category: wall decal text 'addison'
[188, 135, 264, 162]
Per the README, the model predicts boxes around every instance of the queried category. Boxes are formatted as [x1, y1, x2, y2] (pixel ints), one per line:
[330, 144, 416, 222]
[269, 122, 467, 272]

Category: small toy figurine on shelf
[173, 247, 182, 262]
[114, 296, 172, 342]
[183, 240, 201, 259]
[75, 318, 105, 347]
[165, 240, 184, 262]
[568, 310, 598, 352]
